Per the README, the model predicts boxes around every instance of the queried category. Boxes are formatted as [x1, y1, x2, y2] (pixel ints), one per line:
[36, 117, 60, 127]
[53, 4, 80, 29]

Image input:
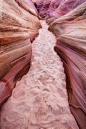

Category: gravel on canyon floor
[0, 21, 79, 129]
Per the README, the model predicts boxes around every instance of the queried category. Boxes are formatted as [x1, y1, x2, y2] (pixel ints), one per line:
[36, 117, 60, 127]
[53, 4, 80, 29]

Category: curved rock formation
[49, 2, 86, 129]
[33, 0, 86, 23]
[0, 0, 41, 108]
[0, 0, 86, 129]
[0, 21, 79, 129]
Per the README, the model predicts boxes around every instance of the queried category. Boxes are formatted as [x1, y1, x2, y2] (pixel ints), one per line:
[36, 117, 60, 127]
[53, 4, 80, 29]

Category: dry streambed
[0, 21, 78, 129]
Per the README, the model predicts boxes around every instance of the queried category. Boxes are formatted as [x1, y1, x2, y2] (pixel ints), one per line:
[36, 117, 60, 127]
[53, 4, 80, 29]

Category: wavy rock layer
[0, 21, 79, 129]
[33, 0, 86, 23]
[0, 0, 86, 129]
[0, 0, 41, 108]
[49, 2, 86, 129]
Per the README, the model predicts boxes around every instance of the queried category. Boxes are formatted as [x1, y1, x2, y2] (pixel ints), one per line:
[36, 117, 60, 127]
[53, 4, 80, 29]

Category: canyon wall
[0, 0, 86, 129]
[49, 2, 86, 129]
[0, 0, 41, 108]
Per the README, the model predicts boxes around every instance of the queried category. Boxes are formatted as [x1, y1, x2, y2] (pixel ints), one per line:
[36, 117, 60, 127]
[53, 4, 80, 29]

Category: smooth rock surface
[0, 21, 79, 129]
[49, 2, 86, 129]
[0, 0, 41, 108]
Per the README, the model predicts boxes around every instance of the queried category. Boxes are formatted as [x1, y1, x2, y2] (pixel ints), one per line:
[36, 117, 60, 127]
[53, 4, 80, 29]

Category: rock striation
[0, 0, 86, 129]
[33, 0, 86, 24]
[0, 0, 41, 108]
[0, 21, 79, 129]
[49, 2, 86, 129]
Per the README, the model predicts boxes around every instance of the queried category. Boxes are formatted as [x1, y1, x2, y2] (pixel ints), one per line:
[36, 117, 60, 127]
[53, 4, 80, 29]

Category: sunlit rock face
[0, 21, 79, 129]
[32, 0, 86, 23]
[49, 2, 86, 129]
[0, 0, 41, 108]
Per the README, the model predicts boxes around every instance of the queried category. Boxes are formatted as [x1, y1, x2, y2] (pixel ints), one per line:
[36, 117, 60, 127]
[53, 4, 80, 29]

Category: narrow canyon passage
[0, 21, 79, 129]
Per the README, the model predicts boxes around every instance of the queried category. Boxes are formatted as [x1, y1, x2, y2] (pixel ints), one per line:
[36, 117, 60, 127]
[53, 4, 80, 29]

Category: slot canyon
[0, 0, 86, 129]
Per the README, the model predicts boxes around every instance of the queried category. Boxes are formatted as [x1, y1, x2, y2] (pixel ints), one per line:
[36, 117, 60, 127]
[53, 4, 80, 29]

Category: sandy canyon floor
[0, 21, 79, 129]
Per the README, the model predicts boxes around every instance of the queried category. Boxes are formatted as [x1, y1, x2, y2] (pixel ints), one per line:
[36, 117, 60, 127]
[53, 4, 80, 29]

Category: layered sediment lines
[49, 2, 86, 129]
[0, 21, 78, 129]
[0, 0, 40, 108]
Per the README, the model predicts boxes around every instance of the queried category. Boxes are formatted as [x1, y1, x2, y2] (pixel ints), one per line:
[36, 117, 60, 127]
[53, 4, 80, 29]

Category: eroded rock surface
[0, 21, 79, 129]
[49, 2, 86, 129]
[0, 0, 41, 108]
[33, 0, 86, 24]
